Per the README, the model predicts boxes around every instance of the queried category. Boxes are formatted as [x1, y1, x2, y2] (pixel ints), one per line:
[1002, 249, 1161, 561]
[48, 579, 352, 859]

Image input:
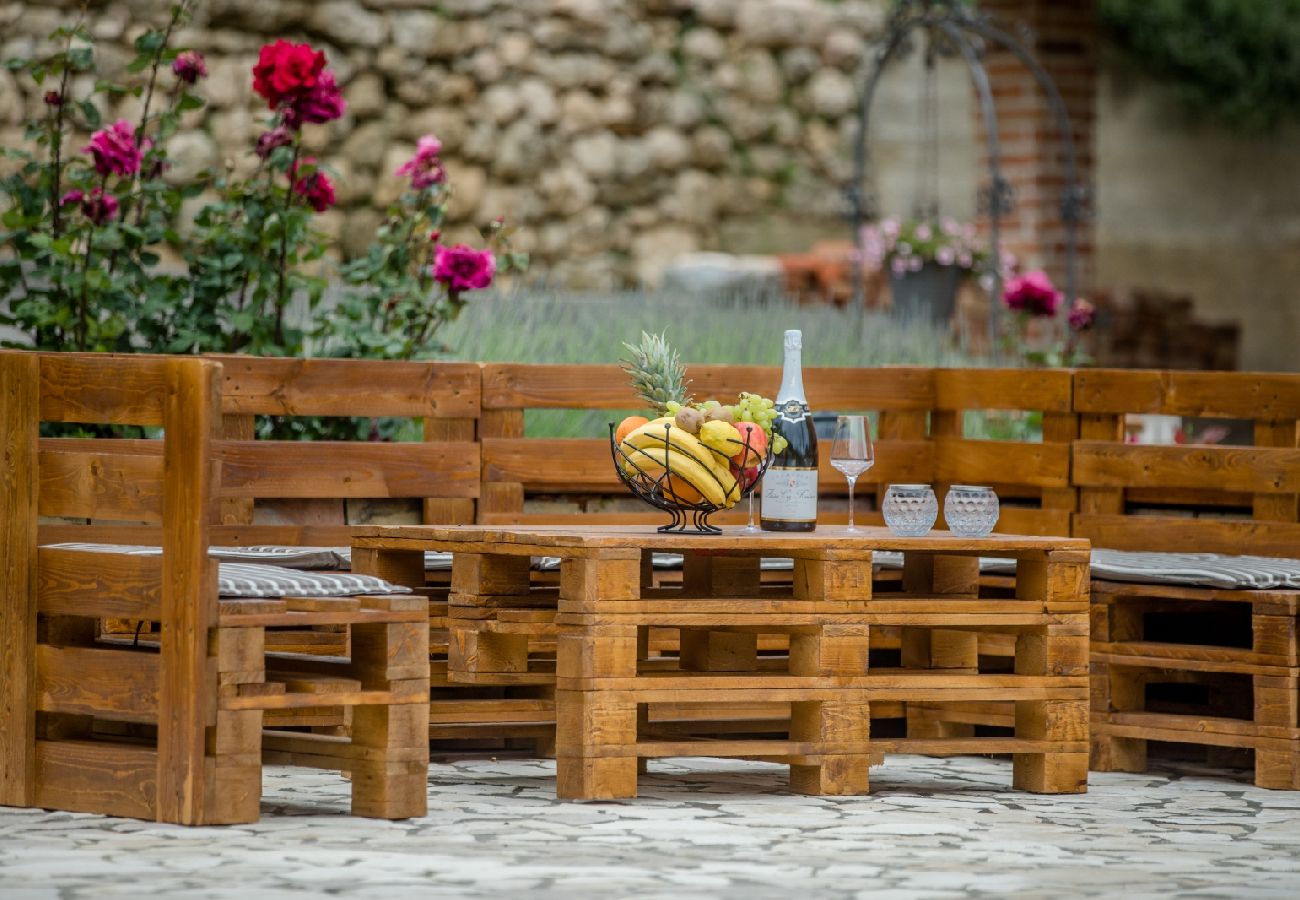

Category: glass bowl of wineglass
[830, 415, 874, 532]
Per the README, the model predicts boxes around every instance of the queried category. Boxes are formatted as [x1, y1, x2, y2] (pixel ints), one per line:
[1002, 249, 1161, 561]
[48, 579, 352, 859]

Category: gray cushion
[1089, 549, 1300, 591]
[216, 563, 407, 598]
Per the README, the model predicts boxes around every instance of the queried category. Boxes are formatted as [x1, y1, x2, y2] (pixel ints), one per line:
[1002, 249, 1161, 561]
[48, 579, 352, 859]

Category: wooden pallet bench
[1, 352, 430, 824]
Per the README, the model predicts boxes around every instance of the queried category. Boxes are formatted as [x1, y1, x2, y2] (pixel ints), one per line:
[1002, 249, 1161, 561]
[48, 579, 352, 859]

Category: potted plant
[859, 217, 1009, 324]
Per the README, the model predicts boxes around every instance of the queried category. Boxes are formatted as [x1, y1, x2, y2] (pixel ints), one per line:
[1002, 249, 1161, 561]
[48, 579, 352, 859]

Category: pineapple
[620, 331, 692, 413]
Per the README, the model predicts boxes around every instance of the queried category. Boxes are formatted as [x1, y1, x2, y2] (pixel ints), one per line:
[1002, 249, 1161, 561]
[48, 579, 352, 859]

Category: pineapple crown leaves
[620, 330, 692, 413]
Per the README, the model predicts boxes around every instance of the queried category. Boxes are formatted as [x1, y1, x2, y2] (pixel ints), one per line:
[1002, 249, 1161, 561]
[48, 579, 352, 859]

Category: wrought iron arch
[848, 0, 1085, 342]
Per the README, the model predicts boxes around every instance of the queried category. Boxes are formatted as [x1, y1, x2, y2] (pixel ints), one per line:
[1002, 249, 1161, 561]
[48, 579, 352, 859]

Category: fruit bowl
[609, 422, 773, 534]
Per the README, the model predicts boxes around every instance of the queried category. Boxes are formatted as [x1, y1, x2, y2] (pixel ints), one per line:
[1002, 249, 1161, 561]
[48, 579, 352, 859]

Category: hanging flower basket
[889, 261, 964, 325]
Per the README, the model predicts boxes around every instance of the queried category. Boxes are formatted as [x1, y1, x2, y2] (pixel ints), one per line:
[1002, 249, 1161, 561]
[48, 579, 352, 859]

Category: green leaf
[133, 31, 166, 54]
[176, 92, 205, 112]
[79, 99, 101, 129]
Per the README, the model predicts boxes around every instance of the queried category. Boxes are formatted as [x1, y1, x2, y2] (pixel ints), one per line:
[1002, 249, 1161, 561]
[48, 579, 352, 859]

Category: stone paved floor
[1, 756, 1298, 898]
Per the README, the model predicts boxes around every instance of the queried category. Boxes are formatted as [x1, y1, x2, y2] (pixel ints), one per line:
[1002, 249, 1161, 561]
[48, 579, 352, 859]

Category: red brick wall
[977, 0, 1097, 295]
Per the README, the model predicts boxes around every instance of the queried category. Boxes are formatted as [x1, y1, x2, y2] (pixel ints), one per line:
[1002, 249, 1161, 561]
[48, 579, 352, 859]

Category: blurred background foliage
[1099, 0, 1300, 130]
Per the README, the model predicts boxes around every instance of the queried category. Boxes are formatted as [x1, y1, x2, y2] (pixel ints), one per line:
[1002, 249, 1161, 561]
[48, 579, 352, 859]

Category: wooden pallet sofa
[0, 352, 430, 824]
[1074, 369, 1300, 789]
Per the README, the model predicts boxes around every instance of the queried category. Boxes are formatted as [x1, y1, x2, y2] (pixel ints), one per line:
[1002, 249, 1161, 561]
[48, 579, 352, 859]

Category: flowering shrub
[318, 136, 525, 360]
[859, 216, 1014, 283]
[1, 6, 516, 363]
[1001, 269, 1096, 367]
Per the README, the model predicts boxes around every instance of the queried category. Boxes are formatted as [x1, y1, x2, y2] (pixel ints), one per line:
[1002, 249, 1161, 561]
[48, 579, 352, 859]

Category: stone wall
[0, 0, 913, 288]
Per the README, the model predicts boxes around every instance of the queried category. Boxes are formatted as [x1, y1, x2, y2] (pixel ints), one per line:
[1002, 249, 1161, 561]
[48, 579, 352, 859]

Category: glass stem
[747, 492, 756, 528]
[847, 475, 857, 529]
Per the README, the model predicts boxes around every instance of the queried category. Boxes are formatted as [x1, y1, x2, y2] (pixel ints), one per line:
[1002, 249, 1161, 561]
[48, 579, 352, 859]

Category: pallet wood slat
[217, 440, 480, 499]
[37, 354, 173, 426]
[1074, 369, 1300, 419]
[213, 356, 481, 418]
[1074, 442, 1300, 493]
[37, 547, 165, 620]
[38, 441, 164, 522]
[36, 645, 160, 722]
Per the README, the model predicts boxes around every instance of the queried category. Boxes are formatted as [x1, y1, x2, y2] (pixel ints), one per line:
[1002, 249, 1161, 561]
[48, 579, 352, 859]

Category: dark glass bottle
[761, 329, 818, 532]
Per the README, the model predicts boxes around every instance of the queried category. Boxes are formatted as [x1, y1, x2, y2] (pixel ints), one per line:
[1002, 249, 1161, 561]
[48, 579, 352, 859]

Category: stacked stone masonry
[0, 0, 900, 287]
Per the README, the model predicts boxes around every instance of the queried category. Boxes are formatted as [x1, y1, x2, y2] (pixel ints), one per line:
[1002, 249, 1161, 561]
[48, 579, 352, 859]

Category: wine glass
[830, 415, 874, 532]
[745, 488, 759, 531]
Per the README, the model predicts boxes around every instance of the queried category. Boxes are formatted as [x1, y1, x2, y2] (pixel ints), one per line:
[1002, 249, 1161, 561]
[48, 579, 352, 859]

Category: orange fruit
[615, 415, 649, 444]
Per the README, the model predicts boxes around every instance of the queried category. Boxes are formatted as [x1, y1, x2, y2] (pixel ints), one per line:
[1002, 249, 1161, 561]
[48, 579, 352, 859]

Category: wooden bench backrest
[479, 363, 1074, 532]
[0, 350, 219, 822]
[1073, 369, 1300, 556]
[933, 368, 1077, 537]
[209, 356, 482, 545]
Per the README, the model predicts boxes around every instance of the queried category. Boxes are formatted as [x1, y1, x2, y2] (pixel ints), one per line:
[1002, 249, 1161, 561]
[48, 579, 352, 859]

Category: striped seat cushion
[42, 544, 406, 597]
[45, 543, 344, 570]
[1089, 549, 1300, 591]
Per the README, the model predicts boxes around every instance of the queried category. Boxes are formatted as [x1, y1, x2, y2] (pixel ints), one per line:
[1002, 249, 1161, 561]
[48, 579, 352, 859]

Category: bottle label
[777, 399, 810, 422]
[762, 467, 818, 522]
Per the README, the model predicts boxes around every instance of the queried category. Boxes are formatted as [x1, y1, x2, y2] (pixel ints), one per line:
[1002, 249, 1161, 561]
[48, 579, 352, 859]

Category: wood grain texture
[936, 438, 1070, 488]
[1073, 442, 1300, 493]
[156, 359, 220, 825]
[217, 440, 480, 499]
[212, 356, 481, 418]
[1075, 369, 1300, 418]
[38, 442, 164, 522]
[0, 351, 38, 805]
[37, 354, 172, 425]
[36, 645, 160, 722]
[1073, 513, 1300, 558]
[934, 367, 1073, 413]
[482, 364, 934, 411]
[34, 739, 157, 820]
[37, 547, 164, 620]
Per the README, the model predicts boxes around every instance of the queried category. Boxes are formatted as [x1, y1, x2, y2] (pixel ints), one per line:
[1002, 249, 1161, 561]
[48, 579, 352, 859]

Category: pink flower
[429, 229, 441, 244]
[44, 90, 62, 106]
[935, 246, 955, 266]
[1068, 298, 1096, 331]
[84, 120, 141, 177]
[291, 158, 335, 212]
[252, 40, 326, 110]
[284, 71, 346, 127]
[172, 50, 207, 84]
[914, 223, 932, 241]
[433, 243, 495, 293]
[1003, 270, 1062, 317]
[62, 188, 119, 224]
[395, 135, 446, 189]
[255, 125, 294, 159]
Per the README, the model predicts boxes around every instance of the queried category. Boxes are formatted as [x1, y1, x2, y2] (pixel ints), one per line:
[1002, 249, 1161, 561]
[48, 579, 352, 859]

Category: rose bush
[1001, 270, 1095, 367]
[1, 4, 519, 365]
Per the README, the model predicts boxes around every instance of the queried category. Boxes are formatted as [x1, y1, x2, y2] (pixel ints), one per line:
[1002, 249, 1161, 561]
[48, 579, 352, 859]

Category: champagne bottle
[761, 329, 818, 532]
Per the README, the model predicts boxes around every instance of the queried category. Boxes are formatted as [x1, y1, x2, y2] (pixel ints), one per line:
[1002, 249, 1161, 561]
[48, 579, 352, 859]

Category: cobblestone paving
[1, 756, 1298, 898]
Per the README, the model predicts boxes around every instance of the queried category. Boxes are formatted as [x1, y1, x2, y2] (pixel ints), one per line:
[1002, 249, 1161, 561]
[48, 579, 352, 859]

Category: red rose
[252, 40, 325, 109]
[291, 158, 336, 213]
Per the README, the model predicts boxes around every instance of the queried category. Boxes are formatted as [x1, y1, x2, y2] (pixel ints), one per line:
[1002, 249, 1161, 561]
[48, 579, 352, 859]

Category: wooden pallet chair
[1072, 368, 1300, 788]
[1, 351, 428, 823]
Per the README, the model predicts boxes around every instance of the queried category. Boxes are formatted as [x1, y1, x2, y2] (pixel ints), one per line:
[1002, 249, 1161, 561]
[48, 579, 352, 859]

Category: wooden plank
[1073, 442, 1300, 494]
[1254, 420, 1300, 522]
[0, 351, 38, 806]
[934, 368, 1073, 413]
[1074, 513, 1300, 558]
[156, 359, 220, 826]
[38, 354, 172, 426]
[424, 417, 478, 524]
[873, 737, 1087, 755]
[37, 547, 164, 620]
[34, 739, 157, 820]
[36, 645, 160, 722]
[482, 364, 934, 411]
[484, 438, 930, 492]
[1075, 370, 1300, 419]
[936, 438, 1070, 488]
[212, 356, 481, 418]
[37, 443, 165, 522]
[217, 440, 480, 499]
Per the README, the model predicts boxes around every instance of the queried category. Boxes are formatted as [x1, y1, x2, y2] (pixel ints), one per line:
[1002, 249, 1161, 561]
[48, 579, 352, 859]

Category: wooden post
[156, 359, 221, 825]
[0, 352, 38, 807]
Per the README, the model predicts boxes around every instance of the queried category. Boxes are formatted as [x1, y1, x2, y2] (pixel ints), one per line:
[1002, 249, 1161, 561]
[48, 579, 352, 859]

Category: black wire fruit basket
[609, 422, 774, 534]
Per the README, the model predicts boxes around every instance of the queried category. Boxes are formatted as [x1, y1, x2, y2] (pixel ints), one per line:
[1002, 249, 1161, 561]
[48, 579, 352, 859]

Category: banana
[620, 445, 719, 506]
[621, 421, 739, 507]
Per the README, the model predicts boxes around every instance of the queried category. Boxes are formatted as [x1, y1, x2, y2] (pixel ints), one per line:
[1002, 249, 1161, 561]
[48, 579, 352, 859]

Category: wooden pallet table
[353, 525, 1091, 799]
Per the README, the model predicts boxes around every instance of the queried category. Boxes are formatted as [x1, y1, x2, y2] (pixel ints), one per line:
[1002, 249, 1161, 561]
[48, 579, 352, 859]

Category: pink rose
[395, 134, 446, 190]
[284, 71, 346, 127]
[433, 243, 495, 293]
[62, 188, 119, 224]
[172, 50, 207, 84]
[1003, 270, 1062, 317]
[252, 40, 325, 110]
[1068, 298, 1096, 331]
[291, 158, 335, 212]
[84, 120, 141, 177]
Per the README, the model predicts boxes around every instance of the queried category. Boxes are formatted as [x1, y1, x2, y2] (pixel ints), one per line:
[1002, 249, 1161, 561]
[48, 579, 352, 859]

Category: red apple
[731, 421, 767, 468]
